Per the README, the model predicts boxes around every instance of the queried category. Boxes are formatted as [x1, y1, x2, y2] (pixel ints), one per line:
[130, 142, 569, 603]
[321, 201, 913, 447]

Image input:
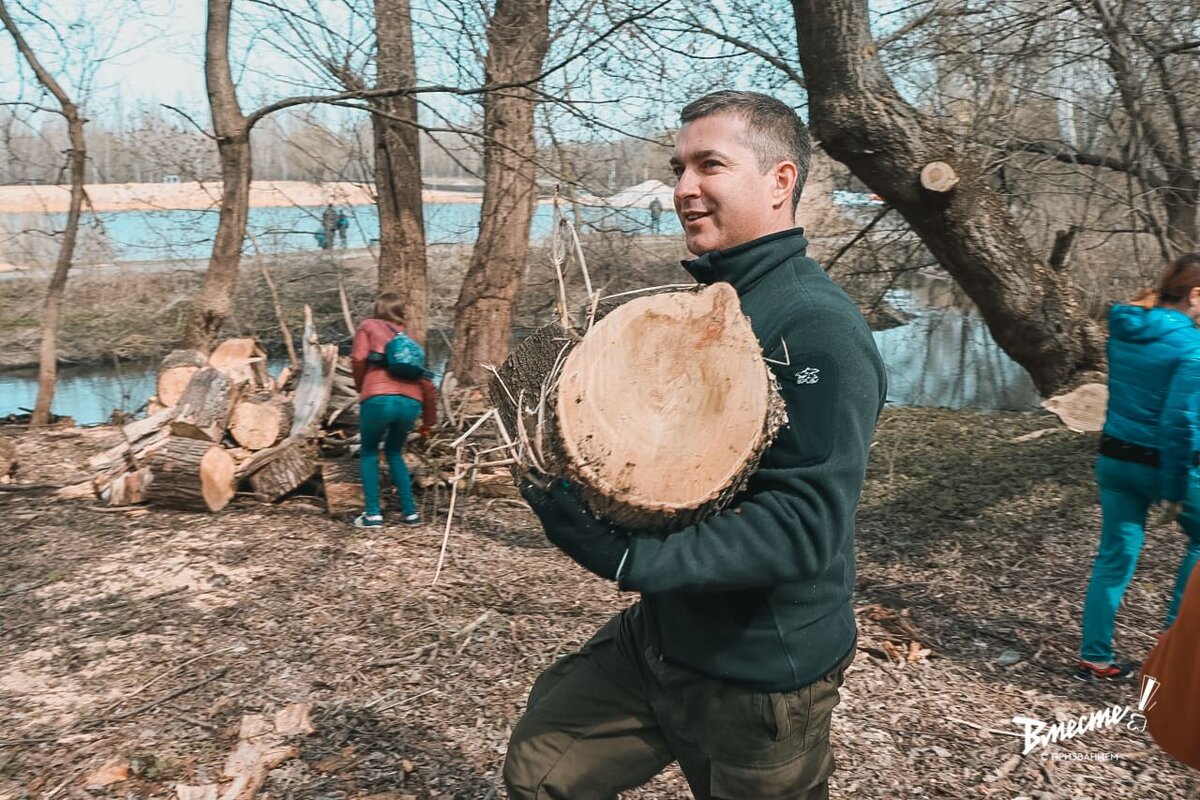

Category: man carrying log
[504, 91, 887, 799]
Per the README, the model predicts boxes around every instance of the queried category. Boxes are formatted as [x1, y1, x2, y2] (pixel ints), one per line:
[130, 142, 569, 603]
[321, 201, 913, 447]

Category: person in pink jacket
[349, 293, 437, 528]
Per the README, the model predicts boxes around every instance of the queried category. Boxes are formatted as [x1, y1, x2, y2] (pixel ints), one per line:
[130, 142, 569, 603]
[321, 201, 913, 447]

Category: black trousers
[504, 603, 850, 800]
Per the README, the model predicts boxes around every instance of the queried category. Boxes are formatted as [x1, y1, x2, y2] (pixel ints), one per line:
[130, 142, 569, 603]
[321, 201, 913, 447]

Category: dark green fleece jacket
[620, 228, 887, 691]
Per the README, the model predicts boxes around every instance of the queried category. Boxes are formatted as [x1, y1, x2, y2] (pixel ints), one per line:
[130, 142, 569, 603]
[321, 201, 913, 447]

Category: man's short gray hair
[680, 91, 811, 211]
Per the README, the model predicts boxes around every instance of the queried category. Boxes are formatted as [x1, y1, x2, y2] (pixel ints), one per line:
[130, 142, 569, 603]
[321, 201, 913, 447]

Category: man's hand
[520, 479, 630, 581]
[1154, 501, 1182, 527]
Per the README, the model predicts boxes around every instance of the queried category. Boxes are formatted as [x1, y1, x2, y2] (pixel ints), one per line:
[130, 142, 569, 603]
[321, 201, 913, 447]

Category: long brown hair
[373, 292, 406, 325]
[1156, 253, 1200, 304]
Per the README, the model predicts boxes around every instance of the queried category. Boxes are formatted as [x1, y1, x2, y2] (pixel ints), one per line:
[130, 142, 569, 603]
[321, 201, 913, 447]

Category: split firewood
[90, 408, 176, 503]
[209, 338, 270, 390]
[171, 367, 240, 442]
[144, 437, 237, 512]
[106, 467, 153, 506]
[157, 349, 208, 407]
[492, 282, 785, 532]
[229, 392, 292, 451]
[241, 438, 317, 502]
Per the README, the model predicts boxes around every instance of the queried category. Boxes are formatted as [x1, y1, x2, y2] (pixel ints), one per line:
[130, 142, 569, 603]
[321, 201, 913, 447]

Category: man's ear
[773, 161, 798, 209]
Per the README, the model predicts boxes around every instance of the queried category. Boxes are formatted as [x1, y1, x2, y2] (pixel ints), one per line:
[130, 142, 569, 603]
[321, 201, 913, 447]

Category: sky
[0, 0, 799, 139]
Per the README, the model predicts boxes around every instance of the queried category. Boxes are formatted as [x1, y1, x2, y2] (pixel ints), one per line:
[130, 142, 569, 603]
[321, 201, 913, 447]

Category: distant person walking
[648, 196, 663, 234]
[321, 204, 338, 251]
[349, 293, 437, 528]
[336, 209, 350, 248]
[1077, 252, 1200, 681]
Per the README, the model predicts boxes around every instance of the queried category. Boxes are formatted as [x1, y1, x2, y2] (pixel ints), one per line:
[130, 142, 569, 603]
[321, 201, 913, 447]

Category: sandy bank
[0, 180, 486, 214]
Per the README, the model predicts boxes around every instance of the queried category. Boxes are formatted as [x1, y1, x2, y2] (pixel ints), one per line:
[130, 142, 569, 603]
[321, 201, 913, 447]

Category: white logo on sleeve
[794, 367, 820, 385]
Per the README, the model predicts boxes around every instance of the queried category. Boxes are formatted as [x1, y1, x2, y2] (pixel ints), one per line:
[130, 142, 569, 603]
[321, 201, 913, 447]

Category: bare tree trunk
[0, 1, 87, 427]
[185, 0, 251, 351]
[448, 0, 551, 386]
[792, 0, 1106, 396]
[373, 0, 429, 343]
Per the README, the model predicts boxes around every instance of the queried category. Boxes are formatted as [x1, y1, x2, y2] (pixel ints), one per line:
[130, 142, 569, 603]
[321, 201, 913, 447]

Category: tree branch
[244, 0, 671, 129]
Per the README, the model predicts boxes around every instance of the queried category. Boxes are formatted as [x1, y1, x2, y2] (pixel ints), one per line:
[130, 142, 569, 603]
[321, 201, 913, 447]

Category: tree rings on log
[144, 437, 236, 512]
[493, 282, 785, 532]
[920, 161, 959, 193]
[229, 392, 292, 451]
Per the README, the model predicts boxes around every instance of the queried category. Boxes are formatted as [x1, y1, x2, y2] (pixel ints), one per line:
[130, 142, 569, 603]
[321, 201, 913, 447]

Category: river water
[1, 202, 680, 265]
[0, 272, 1039, 424]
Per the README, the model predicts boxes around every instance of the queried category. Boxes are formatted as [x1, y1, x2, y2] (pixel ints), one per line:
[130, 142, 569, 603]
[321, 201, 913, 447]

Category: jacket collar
[682, 228, 809, 293]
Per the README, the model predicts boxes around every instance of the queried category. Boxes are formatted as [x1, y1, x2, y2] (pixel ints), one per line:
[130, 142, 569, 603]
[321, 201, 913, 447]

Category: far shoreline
[0, 180, 491, 215]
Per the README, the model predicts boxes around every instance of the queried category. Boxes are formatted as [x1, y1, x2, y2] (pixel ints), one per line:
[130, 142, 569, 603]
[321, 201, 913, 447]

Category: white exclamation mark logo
[1128, 675, 1161, 732]
[1137, 676, 1161, 713]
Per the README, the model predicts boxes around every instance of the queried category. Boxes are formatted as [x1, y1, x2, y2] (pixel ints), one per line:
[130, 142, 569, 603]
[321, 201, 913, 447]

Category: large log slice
[493, 282, 786, 532]
[144, 437, 236, 512]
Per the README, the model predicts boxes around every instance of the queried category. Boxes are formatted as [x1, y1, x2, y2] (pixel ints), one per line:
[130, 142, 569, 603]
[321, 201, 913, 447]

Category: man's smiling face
[670, 112, 794, 256]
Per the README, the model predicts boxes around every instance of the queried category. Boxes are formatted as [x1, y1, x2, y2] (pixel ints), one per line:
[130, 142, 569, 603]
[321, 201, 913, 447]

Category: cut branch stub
[919, 161, 960, 193]
[493, 282, 784, 532]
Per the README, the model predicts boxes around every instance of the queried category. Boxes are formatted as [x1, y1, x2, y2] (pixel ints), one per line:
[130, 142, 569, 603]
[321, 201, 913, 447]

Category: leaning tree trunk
[373, 0, 429, 343]
[792, 0, 1106, 396]
[185, 0, 251, 351]
[448, 0, 551, 386]
[0, 2, 88, 427]
[492, 284, 785, 531]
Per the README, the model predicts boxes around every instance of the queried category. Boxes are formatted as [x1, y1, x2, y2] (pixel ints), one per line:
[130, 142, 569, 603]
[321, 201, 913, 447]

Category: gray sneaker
[352, 513, 384, 528]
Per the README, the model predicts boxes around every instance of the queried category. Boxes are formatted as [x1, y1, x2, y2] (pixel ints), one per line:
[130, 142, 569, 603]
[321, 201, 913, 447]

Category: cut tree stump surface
[495, 283, 785, 531]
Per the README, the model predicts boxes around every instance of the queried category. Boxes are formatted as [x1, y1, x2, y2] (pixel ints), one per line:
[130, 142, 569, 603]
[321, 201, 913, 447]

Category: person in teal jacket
[1078, 252, 1200, 681]
[504, 92, 887, 800]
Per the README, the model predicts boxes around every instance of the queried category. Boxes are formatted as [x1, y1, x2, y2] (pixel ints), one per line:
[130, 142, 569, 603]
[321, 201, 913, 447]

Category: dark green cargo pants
[504, 604, 850, 799]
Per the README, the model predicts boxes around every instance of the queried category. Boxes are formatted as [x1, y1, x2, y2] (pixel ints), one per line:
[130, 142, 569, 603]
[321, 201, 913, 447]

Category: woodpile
[80, 303, 519, 515]
[87, 306, 335, 512]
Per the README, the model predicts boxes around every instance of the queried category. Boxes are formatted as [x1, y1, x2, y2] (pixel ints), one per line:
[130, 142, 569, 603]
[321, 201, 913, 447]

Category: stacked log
[144, 438, 237, 512]
[229, 391, 292, 451]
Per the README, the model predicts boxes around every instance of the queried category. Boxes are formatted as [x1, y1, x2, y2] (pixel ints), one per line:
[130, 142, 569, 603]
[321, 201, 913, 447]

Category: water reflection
[873, 274, 1040, 410]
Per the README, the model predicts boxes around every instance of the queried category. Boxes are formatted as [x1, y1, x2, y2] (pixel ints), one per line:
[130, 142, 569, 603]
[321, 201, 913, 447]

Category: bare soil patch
[2, 408, 1197, 798]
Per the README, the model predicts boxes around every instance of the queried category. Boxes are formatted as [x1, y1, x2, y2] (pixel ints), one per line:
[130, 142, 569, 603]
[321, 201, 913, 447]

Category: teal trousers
[358, 394, 421, 516]
[1080, 455, 1200, 662]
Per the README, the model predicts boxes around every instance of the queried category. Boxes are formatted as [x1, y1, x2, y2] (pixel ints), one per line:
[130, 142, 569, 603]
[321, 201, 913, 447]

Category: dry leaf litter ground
[2, 408, 1198, 799]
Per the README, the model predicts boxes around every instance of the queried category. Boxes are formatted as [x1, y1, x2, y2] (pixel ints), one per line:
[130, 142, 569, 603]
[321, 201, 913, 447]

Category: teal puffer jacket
[1104, 304, 1200, 501]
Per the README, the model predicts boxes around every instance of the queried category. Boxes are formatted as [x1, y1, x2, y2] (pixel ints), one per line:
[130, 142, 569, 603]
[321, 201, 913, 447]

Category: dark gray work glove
[520, 479, 631, 581]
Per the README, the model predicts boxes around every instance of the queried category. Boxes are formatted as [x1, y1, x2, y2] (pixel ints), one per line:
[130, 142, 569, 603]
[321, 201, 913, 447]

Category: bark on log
[157, 349, 208, 407]
[493, 283, 785, 532]
[242, 438, 317, 502]
[0, 435, 16, 478]
[321, 458, 364, 515]
[292, 306, 337, 439]
[170, 367, 239, 442]
[144, 437, 236, 512]
[229, 392, 292, 451]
